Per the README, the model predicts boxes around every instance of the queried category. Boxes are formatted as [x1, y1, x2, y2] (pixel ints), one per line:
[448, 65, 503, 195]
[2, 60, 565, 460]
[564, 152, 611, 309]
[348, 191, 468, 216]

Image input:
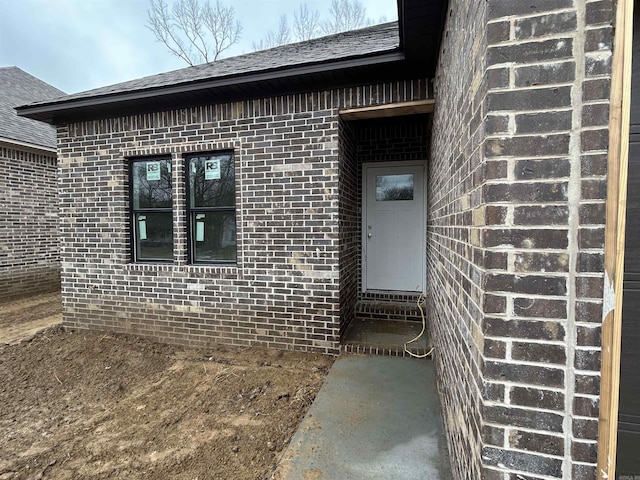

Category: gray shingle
[0, 67, 65, 148]
[25, 22, 398, 109]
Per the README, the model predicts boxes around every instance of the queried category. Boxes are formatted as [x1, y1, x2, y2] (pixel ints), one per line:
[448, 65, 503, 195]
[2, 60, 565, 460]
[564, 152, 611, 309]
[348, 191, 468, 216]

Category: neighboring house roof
[0, 66, 65, 149]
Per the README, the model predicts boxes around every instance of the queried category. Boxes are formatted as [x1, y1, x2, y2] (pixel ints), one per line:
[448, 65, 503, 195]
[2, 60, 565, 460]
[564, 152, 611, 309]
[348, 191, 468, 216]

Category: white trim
[361, 160, 427, 293]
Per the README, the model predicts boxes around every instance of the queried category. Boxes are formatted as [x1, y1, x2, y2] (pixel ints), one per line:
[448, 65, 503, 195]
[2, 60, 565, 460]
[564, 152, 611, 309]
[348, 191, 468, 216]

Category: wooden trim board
[339, 99, 435, 120]
[597, 0, 634, 478]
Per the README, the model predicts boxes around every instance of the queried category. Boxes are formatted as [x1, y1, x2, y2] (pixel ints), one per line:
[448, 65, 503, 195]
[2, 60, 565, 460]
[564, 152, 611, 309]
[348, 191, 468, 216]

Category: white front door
[363, 162, 426, 292]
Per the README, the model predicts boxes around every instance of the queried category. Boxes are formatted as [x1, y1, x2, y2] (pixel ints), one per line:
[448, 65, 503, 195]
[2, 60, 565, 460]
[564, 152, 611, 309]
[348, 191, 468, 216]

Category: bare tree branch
[321, 0, 369, 35]
[255, 0, 371, 51]
[293, 4, 320, 41]
[172, 0, 208, 62]
[253, 15, 291, 51]
[276, 14, 292, 45]
[203, 0, 242, 61]
[148, 0, 383, 62]
[186, 0, 213, 61]
[147, 0, 241, 65]
[148, 0, 195, 65]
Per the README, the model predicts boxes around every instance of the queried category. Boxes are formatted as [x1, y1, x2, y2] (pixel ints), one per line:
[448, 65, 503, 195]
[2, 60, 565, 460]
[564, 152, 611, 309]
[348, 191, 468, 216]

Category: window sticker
[138, 216, 147, 240]
[205, 158, 221, 180]
[146, 161, 161, 181]
[196, 214, 205, 242]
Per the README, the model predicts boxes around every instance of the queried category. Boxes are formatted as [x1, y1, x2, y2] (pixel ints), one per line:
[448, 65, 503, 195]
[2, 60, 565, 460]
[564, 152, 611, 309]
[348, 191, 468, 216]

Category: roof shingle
[0, 67, 65, 149]
[25, 22, 399, 109]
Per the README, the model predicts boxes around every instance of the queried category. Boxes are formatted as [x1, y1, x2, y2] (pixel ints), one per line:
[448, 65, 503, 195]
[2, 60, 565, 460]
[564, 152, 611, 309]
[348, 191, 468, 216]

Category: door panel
[364, 164, 425, 292]
[617, 8, 640, 476]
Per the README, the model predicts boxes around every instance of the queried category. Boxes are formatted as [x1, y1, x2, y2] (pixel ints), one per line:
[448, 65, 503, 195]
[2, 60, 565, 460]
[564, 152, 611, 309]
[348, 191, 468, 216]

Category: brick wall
[336, 116, 430, 329]
[355, 116, 430, 301]
[0, 145, 60, 299]
[355, 116, 430, 164]
[57, 80, 430, 355]
[428, 1, 488, 478]
[338, 117, 358, 336]
[429, 1, 613, 479]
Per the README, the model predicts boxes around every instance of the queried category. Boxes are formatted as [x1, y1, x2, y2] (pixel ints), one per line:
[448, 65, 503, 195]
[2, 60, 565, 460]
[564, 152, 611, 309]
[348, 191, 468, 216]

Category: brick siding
[345, 115, 430, 325]
[428, 1, 488, 478]
[338, 117, 359, 337]
[49, 2, 617, 475]
[429, 1, 613, 479]
[0, 145, 60, 299]
[57, 80, 431, 355]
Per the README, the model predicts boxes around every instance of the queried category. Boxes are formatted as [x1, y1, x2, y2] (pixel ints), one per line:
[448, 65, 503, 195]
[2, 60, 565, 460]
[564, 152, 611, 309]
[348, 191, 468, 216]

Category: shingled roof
[26, 22, 399, 109]
[0, 67, 65, 149]
[17, 0, 450, 125]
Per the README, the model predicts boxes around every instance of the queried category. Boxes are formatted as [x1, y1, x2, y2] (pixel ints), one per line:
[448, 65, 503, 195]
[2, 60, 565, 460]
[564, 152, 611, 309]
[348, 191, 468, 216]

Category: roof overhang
[17, 51, 408, 124]
[17, 0, 448, 125]
[397, 0, 448, 67]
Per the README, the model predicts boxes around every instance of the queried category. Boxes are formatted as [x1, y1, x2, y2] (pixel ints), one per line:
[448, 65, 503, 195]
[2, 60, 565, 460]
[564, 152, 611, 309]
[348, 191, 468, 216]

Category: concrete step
[354, 299, 423, 323]
[341, 317, 431, 357]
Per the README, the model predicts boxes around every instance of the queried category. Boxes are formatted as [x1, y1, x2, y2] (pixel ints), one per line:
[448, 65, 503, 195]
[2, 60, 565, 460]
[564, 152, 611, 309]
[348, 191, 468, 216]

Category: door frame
[361, 160, 427, 293]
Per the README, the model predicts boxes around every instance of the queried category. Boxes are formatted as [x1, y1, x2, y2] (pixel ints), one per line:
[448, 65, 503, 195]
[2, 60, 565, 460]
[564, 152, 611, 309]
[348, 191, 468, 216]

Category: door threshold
[360, 290, 424, 304]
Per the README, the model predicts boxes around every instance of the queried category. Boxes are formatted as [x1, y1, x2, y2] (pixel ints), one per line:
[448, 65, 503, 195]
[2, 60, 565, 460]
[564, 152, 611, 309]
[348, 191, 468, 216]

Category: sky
[0, 0, 398, 95]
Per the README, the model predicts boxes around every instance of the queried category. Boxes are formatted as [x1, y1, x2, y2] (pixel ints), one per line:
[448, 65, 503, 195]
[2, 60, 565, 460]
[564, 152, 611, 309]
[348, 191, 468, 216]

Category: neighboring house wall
[429, 1, 612, 479]
[0, 66, 63, 300]
[57, 80, 430, 354]
[0, 145, 59, 298]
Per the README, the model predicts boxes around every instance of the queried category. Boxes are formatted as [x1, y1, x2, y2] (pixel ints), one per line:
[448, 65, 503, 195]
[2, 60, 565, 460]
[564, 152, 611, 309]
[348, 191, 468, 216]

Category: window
[375, 174, 414, 201]
[130, 157, 173, 262]
[187, 152, 236, 263]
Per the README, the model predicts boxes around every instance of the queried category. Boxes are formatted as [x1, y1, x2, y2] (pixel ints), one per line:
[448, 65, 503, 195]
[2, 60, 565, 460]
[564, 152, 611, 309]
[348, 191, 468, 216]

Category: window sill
[123, 263, 238, 276]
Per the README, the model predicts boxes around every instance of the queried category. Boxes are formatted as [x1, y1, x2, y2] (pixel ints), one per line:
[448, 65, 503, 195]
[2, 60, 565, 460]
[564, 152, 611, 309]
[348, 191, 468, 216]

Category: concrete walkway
[275, 356, 451, 480]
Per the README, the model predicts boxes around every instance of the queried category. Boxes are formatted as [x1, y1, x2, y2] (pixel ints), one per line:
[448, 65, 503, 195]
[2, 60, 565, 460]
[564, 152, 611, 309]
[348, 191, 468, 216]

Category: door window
[375, 174, 414, 201]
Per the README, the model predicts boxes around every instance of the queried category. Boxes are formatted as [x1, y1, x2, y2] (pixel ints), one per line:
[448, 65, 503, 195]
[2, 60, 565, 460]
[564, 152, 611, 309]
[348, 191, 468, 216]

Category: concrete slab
[276, 356, 451, 480]
[342, 318, 430, 356]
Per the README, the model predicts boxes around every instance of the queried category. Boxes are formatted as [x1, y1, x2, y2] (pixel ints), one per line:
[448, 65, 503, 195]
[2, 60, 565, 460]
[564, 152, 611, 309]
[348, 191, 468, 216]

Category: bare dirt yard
[0, 292, 62, 345]
[0, 294, 333, 479]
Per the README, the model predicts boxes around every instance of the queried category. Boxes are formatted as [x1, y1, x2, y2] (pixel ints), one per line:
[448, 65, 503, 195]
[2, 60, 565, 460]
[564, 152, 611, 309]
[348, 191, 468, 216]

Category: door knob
[368, 233, 372, 238]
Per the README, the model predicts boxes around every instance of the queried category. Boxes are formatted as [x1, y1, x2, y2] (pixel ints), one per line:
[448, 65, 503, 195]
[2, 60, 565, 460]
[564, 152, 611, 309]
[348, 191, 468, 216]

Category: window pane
[135, 212, 173, 261]
[192, 211, 236, 262]
[132, 159, 172, 209]
[376, 174, 414, 201]
[189, 154, 235, 208]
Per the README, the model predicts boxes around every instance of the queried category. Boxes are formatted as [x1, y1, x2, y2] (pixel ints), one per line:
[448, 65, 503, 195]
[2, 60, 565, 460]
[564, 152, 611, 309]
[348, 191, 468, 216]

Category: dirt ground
[0, 294, 333, 480]
[0, 292, 62, 345]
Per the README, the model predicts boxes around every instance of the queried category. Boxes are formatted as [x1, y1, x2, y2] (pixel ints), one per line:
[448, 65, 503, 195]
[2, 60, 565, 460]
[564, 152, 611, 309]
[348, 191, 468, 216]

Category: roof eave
[17, 50, 405, 124]
[0, 137, 57, 154]
[397, 0, 448, 65]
